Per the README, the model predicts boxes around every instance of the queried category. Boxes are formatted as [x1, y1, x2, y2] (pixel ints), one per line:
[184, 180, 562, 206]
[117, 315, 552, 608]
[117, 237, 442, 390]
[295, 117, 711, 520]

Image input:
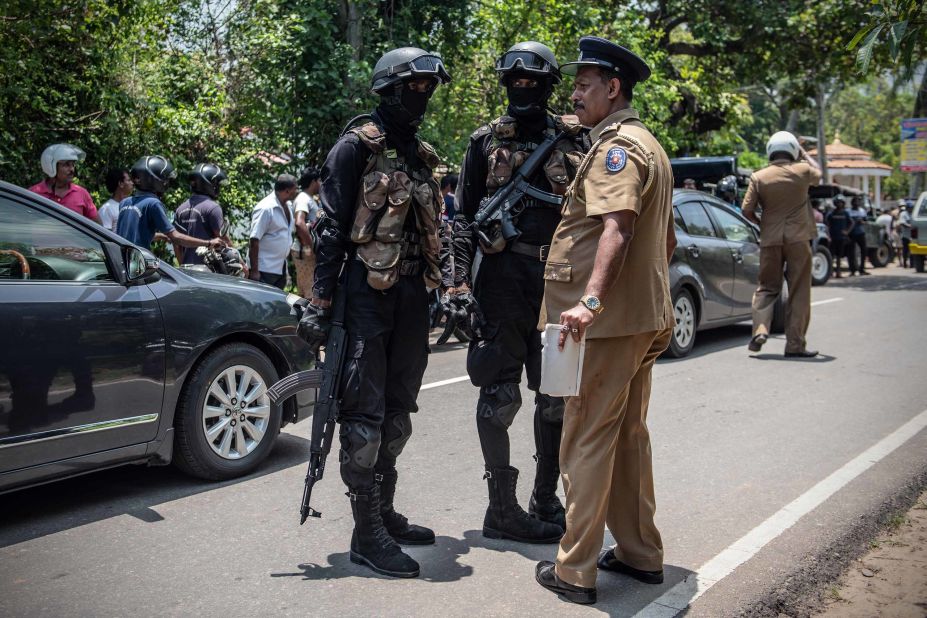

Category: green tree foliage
[0, 0, 915, 249]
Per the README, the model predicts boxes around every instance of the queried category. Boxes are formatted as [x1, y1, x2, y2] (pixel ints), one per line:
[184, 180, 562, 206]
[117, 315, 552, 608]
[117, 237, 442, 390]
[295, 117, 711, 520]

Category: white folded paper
[539, 323, 586, 397]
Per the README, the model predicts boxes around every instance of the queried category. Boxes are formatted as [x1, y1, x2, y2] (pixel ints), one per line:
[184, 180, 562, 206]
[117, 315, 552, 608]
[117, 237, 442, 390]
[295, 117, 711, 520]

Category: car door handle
[731, 249, 743, 263]
[686, 245, 700, 258]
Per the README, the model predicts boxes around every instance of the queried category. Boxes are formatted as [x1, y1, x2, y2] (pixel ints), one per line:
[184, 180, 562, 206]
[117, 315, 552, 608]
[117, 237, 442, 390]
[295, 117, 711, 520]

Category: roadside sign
[901, 118, 927, 172]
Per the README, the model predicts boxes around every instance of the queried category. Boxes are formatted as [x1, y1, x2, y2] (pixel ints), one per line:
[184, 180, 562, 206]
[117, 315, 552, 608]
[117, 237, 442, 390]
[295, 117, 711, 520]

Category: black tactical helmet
[189, 162, 228, 198]
[495, 41, 561, 84]
[371, 47, 451, 94]
[130, 155, 176, 194]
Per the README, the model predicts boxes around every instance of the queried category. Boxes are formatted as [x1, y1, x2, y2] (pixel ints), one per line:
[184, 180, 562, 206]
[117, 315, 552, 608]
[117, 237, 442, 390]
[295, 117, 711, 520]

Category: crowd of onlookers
[25, 143, 462, 298]
[817, 194, 915, 276]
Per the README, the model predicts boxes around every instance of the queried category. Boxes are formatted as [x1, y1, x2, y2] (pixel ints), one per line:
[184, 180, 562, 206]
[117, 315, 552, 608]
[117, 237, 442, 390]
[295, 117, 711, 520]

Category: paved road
[2, 267, 926, 617]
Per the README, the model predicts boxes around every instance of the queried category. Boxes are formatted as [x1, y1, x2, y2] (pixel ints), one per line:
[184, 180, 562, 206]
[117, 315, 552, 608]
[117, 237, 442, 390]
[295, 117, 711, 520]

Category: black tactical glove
[454, 290, 485, 338]
[296, 303, 332, 354]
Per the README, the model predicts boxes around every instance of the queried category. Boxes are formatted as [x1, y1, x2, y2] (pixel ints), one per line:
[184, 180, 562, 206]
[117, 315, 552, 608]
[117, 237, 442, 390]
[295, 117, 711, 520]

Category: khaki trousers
[555, 328, 672, 588]
[751, 241, 811, 353]
[291, 248, 316, 299]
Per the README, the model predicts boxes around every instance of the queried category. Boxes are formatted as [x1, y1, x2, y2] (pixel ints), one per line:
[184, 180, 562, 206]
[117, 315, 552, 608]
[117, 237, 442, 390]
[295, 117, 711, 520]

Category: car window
[673, 207, 687, 233]
[709, 204, 756, 243]
[676, 201, 717, 237]
[0, 196, 113, 282]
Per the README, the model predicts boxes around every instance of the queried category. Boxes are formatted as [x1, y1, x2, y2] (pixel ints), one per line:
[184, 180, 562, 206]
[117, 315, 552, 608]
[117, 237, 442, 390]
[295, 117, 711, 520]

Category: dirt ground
[816, 491, 927, 617]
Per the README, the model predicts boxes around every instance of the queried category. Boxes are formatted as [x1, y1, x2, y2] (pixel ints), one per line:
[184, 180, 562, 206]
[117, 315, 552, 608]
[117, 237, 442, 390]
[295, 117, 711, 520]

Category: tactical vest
[480, 114, 587, 253]
[348, 122, 443, 291]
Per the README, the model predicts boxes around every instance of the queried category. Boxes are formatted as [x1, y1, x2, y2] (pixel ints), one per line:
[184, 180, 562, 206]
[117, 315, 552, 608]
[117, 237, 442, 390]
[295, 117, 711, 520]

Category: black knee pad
[477, 383, 522, 430]
[339, 421, 381, 476]
[535, 393, 564, 424]
[381, 411, 412, 459]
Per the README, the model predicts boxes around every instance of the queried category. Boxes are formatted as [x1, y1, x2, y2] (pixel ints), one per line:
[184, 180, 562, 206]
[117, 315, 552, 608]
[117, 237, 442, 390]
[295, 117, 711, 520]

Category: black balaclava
[376, 79, 435, 146]
[505, 73, 552, 136]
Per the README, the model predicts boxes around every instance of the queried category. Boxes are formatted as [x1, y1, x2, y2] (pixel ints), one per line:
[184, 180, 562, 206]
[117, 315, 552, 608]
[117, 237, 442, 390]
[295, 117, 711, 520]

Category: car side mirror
[125, 247, 160, 283]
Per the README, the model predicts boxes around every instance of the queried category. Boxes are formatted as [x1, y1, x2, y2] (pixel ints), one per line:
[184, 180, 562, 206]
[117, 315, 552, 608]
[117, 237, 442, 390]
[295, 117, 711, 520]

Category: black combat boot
[377, 469, 435, 545]
[528, 454, 566, 529]
[483, 466, 563, 543]
[348, 486, 420, 578]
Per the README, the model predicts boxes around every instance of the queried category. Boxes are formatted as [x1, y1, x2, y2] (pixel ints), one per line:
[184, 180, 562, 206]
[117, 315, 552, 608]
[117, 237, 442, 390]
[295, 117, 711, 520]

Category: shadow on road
[462, 528, 558, 562]
[0, 432, 310, 549]
[750, 352, 837, 363]
[826, 272, 927, 292]
[270, 535, 474, 583]
[659, 323, 754, 363]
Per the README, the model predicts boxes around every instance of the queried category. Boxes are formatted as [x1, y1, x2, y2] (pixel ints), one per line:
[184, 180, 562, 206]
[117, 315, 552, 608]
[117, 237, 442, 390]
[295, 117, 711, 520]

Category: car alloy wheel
[673, 293, 695, 349]
[811, 250, 830, 284]
[202, 364, 271, 460]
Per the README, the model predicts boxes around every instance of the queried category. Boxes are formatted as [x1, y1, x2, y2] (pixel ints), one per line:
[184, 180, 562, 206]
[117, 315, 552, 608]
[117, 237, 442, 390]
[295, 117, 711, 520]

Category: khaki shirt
[741, 160, 821, 247]
[539, 108, 675, 338]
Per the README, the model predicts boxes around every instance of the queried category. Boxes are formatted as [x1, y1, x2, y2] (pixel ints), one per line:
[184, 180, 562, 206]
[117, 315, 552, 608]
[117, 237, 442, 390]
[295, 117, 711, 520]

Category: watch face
[585, 296, 600, 310]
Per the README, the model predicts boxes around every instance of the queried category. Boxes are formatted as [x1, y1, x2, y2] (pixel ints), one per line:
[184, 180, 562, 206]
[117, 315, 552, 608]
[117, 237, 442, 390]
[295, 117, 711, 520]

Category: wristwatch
[580, 294, 604, 314]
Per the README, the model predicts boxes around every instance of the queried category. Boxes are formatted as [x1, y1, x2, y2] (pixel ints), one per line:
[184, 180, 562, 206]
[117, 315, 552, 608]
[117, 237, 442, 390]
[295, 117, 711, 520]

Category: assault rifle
[473, 131, 567, 247]
[267, 284, 348, 524]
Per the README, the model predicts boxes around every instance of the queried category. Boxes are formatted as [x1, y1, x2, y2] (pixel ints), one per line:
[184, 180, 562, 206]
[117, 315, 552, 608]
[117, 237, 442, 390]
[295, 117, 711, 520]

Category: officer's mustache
[572, 102, 585, 111]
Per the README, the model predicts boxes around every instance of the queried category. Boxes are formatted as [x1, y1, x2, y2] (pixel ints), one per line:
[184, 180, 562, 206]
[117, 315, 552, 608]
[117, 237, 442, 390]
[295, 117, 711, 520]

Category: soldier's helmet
[495, 41, 561, 84]
[131, 155, 176, 194]
[371, 47, 451, 94]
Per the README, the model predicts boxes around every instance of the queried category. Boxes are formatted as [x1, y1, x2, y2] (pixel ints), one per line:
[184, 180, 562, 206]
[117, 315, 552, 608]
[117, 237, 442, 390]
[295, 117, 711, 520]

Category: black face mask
[400, 87, 432, 125]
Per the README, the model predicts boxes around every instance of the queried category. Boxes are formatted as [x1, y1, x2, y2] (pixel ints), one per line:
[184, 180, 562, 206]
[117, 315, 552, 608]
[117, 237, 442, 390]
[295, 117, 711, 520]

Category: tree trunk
[911, 70, 927, 197]
[815, 84, 829, 184]
[784, 108, 800, 133]
[339, 0, 362, 61]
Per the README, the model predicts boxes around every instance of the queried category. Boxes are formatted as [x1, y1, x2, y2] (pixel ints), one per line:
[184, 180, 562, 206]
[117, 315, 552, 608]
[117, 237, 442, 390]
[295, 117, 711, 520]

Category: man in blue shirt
[116, 155, 223, 254]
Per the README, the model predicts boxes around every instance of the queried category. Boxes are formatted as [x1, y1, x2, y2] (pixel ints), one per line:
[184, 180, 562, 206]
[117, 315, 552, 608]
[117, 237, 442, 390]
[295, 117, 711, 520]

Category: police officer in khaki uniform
[533, 37, 676, 605]
[741, 131, 822, 357]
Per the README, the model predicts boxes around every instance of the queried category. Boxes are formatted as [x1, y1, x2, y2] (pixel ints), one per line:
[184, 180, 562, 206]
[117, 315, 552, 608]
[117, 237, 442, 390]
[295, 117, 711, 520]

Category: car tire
[811, 246, 832, 286]
[173, 342, 282, 481]
[915, 255, 926, 273]
[667, 288, 697, 358]
[771, 281, 788, 334]
[868, 241, 892, 268]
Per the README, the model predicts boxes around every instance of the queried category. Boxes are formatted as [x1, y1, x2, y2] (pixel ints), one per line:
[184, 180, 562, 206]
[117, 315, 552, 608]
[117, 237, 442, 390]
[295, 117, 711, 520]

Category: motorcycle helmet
[41, 144, 86, 178]
[189, 163, 227, 198]
[766, 131, 800, 161]
[131, 155, 176, 194]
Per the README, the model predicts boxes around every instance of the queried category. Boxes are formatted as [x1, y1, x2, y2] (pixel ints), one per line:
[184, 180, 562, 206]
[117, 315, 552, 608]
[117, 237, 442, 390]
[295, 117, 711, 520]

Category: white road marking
[810, 297, 844, 306]
[420, 375, 470, 390]
[636, 407, 927, 617]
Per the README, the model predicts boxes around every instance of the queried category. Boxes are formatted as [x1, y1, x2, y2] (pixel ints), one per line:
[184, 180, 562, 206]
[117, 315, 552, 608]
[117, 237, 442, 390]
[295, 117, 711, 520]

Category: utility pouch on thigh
[351, 171, 389, 243]
[357, 241, 401, 290]
[374, 172, 412, 243]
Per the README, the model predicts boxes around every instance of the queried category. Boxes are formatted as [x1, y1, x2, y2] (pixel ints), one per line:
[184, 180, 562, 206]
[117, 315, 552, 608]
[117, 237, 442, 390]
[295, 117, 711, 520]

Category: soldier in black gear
[448, 42, 589, 544]
[297, 47, 450, 579]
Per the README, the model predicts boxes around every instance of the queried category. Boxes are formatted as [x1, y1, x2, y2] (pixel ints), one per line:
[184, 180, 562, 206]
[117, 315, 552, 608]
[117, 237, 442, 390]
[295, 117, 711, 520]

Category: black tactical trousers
[467, 251, 563, 468]
[338, 259, 430, 490]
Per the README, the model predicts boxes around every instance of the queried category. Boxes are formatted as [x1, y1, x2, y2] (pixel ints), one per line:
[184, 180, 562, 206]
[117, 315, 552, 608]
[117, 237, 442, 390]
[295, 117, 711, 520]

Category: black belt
[508, 241, 549, 262]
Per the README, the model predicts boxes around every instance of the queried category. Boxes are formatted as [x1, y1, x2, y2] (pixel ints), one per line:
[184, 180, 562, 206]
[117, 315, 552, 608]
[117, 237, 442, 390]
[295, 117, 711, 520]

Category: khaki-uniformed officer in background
[534, 37, 676, 605]
[742, 131, 822, 357]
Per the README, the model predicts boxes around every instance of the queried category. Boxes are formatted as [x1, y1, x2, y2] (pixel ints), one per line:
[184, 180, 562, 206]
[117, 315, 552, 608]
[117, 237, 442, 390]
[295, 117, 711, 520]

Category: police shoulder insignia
[605, 147, 627, 173]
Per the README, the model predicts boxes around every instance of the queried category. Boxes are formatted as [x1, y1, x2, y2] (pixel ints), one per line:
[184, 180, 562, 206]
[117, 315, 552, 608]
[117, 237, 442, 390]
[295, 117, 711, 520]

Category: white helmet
[765, 131, 800, 161]
[41, 144, 86, 178]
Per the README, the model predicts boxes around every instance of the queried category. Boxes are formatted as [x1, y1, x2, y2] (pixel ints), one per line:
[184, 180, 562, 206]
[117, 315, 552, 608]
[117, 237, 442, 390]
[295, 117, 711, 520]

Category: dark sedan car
[0, 181, 313, 493]
[667, 189, 784, 357]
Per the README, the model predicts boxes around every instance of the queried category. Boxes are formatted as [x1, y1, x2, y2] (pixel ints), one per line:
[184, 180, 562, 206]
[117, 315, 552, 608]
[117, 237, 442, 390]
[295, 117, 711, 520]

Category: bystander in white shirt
[249, 191, 294, 275]
[99, 198, 120, 231]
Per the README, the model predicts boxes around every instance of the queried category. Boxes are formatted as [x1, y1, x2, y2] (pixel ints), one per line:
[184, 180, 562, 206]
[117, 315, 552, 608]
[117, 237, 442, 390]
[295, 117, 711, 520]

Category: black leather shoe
[747, 334, 767, 352]
[597, 549, 664, 584]
[784, 349, 818, 358]
[535, 561, 596, 604]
